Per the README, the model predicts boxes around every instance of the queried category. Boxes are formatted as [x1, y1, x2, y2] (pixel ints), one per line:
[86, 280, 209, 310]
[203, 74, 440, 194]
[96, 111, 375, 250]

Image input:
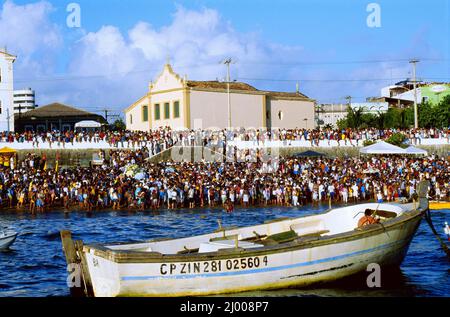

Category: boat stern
[83, 246, 123, 297]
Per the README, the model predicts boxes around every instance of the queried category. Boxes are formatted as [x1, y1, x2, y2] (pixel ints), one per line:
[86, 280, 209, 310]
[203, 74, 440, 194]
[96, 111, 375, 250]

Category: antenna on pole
[409, 59, 420, 129]
[221, 58, 235, 128]
[345, 96, 352, 109]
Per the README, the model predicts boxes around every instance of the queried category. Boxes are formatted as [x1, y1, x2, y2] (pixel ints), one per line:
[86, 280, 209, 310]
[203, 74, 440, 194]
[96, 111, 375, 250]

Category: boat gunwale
[0, 231, 18, 240]
[83, 199, 428, 263]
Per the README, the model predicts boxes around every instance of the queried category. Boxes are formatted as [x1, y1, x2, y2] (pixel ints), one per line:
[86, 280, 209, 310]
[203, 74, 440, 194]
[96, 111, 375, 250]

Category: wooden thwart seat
[262, 229, 330, 246]
[371, 209, 397, 218]
[210, 234, 240, 242]
[262, 230, 298, 245]
[177, 246, 199, 254]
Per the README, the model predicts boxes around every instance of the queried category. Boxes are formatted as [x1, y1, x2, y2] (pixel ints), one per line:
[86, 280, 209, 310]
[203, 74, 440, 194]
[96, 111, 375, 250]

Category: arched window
[278, 110, 283, 120]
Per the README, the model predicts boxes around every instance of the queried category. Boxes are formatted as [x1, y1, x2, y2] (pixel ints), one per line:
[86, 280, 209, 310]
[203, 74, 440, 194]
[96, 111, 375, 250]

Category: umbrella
[293, 150, 326, 158]
[404, 146, 428, 155]
[360, 141, 405, 154]
[0, 147, 17, 154]
[165, 167, 175, 173]
[134, 172, 146, 180]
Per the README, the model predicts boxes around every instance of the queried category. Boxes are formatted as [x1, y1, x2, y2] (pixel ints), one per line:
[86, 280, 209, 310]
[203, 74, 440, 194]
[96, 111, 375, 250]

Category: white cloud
[3, 2, 439, 112]
[0, 0, 63, 107]
[65, 5, 306, 110]
[0, 0, 61, 62]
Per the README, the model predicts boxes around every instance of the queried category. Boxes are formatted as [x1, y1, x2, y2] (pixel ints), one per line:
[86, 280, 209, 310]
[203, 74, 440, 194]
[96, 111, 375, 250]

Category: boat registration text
[160, 256, 269, 275]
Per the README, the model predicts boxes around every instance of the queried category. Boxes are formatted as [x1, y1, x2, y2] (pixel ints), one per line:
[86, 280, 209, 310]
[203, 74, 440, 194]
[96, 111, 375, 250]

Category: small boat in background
[429, 201, 450, 210]
[0, 230, 18, 250]
[445, 222, 450, 241]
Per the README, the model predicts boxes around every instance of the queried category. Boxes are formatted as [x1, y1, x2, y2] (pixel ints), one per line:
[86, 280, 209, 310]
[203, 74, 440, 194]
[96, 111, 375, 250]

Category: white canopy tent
[405, 145, 428, 155]
[360, 141, 406, 155]
[74, 120, 102, 129]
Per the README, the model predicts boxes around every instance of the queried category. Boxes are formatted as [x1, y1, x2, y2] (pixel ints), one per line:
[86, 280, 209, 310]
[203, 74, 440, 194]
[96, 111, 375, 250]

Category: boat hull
[82, 212, 422, 297]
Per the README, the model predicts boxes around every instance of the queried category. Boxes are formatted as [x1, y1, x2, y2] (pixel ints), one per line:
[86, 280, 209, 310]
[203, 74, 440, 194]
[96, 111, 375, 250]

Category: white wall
[397, 89, 422, 102]
[269, 99, 315, 129]
[189, 90, 264, 129]
[126, 97, 150, 131]
[318, 112, 347, 128]
[150, 64, 184, 92]
[150, 90, 186, 129]
[125, 64, 188, 131]
[0, 52, 15, 131]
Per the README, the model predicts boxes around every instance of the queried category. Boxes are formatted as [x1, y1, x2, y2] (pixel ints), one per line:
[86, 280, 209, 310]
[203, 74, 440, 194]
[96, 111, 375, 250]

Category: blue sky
[1, 0, 449, 115]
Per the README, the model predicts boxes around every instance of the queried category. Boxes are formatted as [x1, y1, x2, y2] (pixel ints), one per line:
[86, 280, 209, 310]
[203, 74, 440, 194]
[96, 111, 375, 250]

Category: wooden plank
[60, 230, 84, 297]
[74, 240, 95, 297]
[297, 230, 330, 238]
[213, 226, 238, 233]
[60, 230, 77, 264]
[210, 234, 240, 242]
[373, 210, 397, 219]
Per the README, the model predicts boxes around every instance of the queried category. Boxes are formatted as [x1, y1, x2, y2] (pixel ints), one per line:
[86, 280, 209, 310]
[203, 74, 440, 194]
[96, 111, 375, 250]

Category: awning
[75, 120, 102, 128]
[360, 141, 406, 154]
[293, 150, 326, 157]
[0, 147, 17, 154]
[405, 145, 428, 155]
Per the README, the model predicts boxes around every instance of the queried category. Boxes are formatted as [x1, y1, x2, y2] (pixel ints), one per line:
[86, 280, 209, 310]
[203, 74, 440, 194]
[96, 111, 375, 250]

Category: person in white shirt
[318, 183, 324, 201]
[342, 187, 348, 204]
[352, 183, 359, 202]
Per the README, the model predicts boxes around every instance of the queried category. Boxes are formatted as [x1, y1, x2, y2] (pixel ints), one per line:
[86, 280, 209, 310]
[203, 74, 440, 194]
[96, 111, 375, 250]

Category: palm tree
[346, 107, 364, 129]
[375, 111, 387, 129]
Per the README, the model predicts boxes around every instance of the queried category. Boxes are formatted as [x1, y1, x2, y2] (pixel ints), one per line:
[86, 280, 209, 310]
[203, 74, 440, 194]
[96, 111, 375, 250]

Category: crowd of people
[0, 127, 177, 155]
[0, 145, 448, 214]
[1, 127, 449, 151]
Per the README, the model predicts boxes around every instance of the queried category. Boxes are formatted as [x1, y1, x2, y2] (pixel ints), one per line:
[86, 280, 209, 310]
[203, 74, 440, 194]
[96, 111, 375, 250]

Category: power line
[243, 58, 447, 66]
[237, 77, 450, 83]
[12, 61, 221, 84]
[10, 58, 448, 84]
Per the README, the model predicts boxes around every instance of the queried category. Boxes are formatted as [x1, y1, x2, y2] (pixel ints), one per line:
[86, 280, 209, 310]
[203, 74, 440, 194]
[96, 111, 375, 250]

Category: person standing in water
[224, 198, 234, 213]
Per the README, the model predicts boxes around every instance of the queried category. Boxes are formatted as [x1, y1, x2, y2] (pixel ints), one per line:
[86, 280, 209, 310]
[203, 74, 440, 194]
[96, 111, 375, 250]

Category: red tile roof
[186, 80, 311, 99]
[186, 80, 258, 91]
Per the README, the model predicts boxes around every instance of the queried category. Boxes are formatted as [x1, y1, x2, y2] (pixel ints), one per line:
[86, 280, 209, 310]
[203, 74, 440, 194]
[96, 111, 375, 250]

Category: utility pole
[409, 59, 419, 129]
[223, 58, 233, 128]
[345, 96, 352, 109]
[6, 108, 10, 132]
[102, 109, 109, 123]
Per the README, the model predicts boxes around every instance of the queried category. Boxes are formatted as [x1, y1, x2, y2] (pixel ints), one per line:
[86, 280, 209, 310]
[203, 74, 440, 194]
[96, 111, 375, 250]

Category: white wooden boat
[0, 230, 18, 250]
[61, 181, 429, 297]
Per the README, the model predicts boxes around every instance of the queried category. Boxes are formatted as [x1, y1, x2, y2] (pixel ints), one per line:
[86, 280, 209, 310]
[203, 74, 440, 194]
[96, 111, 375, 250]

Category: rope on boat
[424, 207, 450, 259]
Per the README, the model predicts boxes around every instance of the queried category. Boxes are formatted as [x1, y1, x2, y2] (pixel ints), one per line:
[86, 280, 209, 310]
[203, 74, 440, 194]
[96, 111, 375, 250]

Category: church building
[124, 63, 315, 131]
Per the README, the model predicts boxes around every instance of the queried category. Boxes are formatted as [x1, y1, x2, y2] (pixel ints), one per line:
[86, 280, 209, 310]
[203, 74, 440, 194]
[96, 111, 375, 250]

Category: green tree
[346, 107, 364, 129]
[435, 95, 450, 128]
[418, 102, 435, 128]
[374, 111, 388, 129]
[111, 119, 126, 131]
[386, 132, 407, 148]
[336, 118, 347, 130]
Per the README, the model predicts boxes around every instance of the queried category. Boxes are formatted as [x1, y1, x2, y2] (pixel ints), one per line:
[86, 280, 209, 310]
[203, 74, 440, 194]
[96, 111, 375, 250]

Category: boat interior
[103, 203, 412, 255]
